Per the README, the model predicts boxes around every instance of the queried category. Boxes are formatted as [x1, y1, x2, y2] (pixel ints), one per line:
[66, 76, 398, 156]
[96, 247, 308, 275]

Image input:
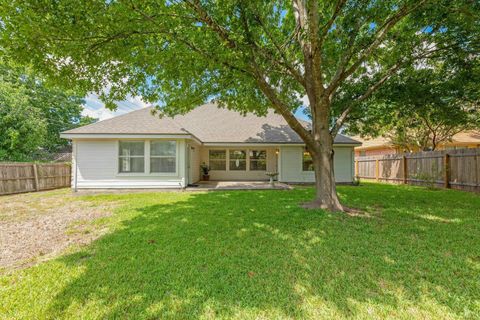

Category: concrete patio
[185, 181, 292, 191]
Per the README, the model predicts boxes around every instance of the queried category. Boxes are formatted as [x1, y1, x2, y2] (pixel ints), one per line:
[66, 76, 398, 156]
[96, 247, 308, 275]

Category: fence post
[355, 160, 359, 176]
[402, 155, 408, 184]
[375, 159, 379, 181]
[476, 151, 479, 188]
[32, 163, 39, 191]
[444, 153, 450, 189]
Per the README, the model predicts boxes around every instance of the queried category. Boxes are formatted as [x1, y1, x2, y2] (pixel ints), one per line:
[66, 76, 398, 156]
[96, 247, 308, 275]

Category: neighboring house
[354, 130, 480, 157]
[61, 103, 361, 189]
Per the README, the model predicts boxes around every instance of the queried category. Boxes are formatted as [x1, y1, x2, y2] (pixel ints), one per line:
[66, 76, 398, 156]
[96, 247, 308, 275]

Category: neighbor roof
[352, 136, 395, 151]
[448, 130, 480, 145]
[63, 103, 361, 145]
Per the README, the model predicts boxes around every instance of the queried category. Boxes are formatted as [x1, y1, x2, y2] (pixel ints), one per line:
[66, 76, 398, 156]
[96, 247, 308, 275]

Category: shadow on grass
[47, 185, 480, 318]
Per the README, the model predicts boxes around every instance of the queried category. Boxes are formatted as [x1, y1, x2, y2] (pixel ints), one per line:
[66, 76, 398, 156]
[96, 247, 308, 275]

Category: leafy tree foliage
[0, 62, 96, 161]
[1, 0, 478, 210]
[347, 56, 480, 151]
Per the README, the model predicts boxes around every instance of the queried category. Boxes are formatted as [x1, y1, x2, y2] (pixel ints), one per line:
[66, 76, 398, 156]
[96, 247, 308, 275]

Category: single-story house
[61, 103, 361, 189]
[354, 131, 480, 157]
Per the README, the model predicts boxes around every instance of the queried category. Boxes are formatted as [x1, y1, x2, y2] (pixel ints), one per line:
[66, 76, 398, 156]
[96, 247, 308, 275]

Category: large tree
[347, 56, 480, 151]
[0, 61, 96, 161]
[0, 64, 46, 161]
[1, 0, 478, 210]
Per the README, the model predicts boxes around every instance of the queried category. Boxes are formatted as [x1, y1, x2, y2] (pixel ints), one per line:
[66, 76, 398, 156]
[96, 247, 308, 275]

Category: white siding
[71, 139, 354, 187]
[278, 146, 354, 183]
[187, 141, 201, 184]
[72, 139, 186, 189]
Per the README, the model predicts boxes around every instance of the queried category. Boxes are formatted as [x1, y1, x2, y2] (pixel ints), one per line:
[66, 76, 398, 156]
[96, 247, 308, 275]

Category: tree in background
[1, 0, 478, 210]
[346, 56, 480, 151]
[0, 65, 47, 161]
[0, 62, 96, 161]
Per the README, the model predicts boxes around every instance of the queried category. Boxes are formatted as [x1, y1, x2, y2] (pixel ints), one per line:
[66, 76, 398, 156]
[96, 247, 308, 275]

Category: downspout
[74, 140, 78, 192]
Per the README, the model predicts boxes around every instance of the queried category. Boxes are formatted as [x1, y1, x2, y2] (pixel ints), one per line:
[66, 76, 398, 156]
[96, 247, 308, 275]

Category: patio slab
[186, 181, 292, 191]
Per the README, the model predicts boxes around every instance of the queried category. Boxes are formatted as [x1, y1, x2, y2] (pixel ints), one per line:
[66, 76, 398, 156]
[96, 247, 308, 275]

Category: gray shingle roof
[63, 107, 188, 135]
[64, 103, 360, 145]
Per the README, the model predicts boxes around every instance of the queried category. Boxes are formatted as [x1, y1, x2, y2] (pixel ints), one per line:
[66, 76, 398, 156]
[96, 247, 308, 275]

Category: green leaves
[346, 56, 480, 150]
[0, 0, 478, 170]
[0, 61, 95, 161]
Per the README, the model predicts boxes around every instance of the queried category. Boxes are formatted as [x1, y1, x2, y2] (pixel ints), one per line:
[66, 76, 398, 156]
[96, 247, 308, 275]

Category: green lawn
[1, 183, 479, 319]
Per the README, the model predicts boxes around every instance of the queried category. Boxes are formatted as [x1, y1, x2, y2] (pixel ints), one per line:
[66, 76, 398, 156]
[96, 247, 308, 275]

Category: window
[209, 150, 226, 170]
[150, 141, 176, 173]
[229, 150, 246, 170]
[119, 141, 145, 173]
[302, 148, 314, 171]
[249, 150, 267, 171]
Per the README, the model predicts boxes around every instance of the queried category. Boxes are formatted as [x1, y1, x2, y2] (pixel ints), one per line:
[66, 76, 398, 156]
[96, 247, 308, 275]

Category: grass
[1, 183, 479, 319]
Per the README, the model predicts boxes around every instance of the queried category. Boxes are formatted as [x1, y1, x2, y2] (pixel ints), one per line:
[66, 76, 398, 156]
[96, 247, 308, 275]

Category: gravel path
[0, 189, 115, 270]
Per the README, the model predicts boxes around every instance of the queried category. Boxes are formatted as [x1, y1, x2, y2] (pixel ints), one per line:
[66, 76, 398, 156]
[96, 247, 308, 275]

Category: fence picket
[0, 162, 71, 195]
[355, 148, 480, 192]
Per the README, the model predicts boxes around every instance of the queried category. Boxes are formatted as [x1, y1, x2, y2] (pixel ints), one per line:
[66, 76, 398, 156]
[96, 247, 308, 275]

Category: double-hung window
[119, 141, 145, 173]
[229, 150, 246, 171]
[150, 141, 176, 173]
[249, 150, 267, 171]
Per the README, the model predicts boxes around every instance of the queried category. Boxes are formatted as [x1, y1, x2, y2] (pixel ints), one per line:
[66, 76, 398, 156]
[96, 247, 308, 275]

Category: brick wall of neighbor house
[279, 146, 355, 183]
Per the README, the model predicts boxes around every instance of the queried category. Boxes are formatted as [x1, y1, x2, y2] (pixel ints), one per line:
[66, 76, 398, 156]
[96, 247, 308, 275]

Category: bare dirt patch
[0, 189, 117, 271]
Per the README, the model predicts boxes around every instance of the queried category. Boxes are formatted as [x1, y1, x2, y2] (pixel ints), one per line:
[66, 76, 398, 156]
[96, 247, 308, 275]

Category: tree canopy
[346, 53, 480, 151]
[0, 61, 96, 161]
[1, 0, 478, 209]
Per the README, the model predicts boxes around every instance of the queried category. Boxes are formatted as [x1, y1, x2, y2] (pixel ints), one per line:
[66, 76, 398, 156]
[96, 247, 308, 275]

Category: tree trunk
[303, 131, 344, 212]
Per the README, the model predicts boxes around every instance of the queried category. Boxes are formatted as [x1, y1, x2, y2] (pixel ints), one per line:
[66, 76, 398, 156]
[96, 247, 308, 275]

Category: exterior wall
[72, 139, 355, 186]
[199, 147, 278, 181]
[72, 138, 186, 189]
[278, 146, 355, 183]
[187, 141, 201, 184]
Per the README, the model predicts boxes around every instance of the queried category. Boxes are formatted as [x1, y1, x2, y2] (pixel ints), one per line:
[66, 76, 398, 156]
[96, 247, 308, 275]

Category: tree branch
[251, 63, 313, 146]
[330, 61, 404, 136]
[253, 13, 307, 88]
[184, 0, 238, 49]
[326, 0, 428, 96]
[318, 0, 347, 49]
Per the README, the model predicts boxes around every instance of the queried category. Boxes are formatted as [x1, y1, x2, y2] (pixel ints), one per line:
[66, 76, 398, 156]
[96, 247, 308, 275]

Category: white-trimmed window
[249, 150, 267, 171]
[209, 150, 226, 170]
[229, 150, 246, 171]
[150, 141, 176, 173]
[302, 148, 314, 171]
[119, 141, 145, 173]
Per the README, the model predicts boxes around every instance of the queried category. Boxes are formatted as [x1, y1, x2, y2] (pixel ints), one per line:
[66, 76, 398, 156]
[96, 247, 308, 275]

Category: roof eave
[60, 133, 192, 140]
[202, 141, 361, 147]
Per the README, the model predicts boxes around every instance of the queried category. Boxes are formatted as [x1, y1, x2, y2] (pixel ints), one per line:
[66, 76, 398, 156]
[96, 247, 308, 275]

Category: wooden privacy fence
[355, 148, 480, 192]
[0, 162, 71, 195]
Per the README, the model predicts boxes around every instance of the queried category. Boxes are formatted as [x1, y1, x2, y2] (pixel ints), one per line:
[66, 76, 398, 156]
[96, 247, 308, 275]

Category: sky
[82, 94, 150, 121]
[82, 95, 311, 121]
